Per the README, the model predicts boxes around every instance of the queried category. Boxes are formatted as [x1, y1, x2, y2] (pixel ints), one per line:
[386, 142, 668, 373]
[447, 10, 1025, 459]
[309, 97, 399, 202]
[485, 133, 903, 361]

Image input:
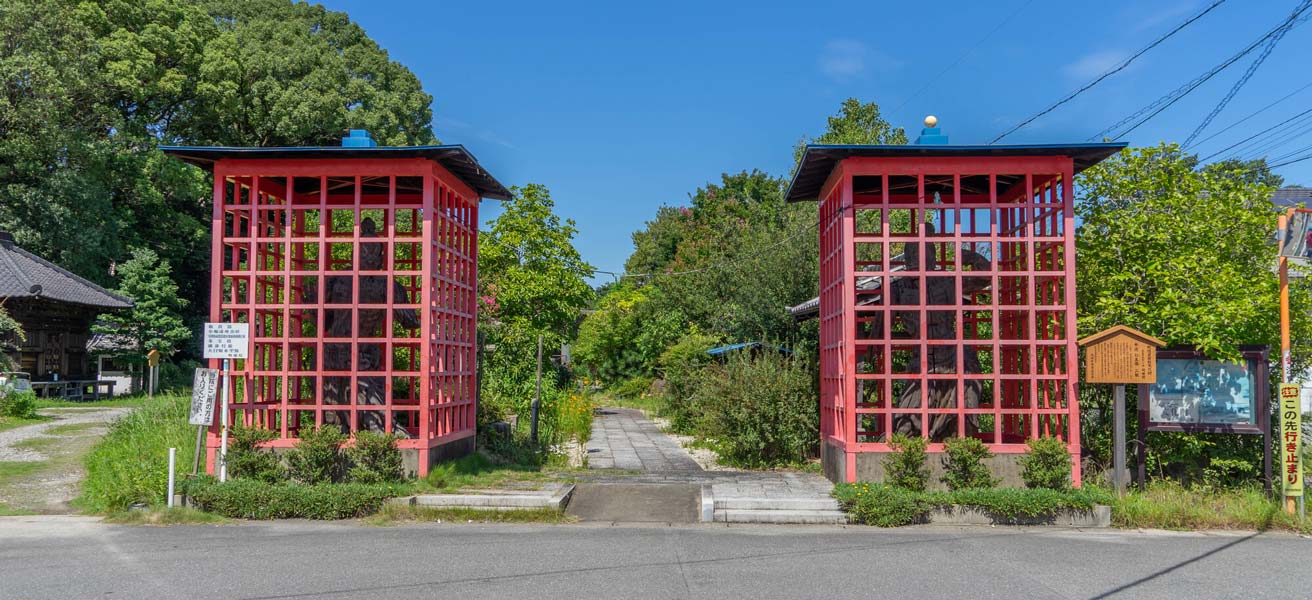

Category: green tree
[477, 184, 594, 425]
[1076, 144, 1306, 359]
[0, 305, 24, 372]
[479, 183, 595, 336]
[0, 0, 439, 341]
[1075, 144, 1311, 484]
[793, 97, 909, 167]
[94, 248, 193, 359]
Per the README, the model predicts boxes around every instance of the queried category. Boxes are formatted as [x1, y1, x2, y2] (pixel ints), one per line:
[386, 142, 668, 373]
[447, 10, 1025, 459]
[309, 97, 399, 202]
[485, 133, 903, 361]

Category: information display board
[1145, 347, 1269, 435]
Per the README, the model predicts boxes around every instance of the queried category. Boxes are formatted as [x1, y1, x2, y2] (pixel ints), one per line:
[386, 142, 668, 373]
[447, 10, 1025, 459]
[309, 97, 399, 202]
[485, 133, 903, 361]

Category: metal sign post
[202, 323, 249, 482]
[1277, 208, 1307, 515]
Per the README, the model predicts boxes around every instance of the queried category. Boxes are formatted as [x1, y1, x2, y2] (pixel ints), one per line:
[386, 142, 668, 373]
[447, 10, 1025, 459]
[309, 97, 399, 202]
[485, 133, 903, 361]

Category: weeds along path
[0, 407, 132, 514]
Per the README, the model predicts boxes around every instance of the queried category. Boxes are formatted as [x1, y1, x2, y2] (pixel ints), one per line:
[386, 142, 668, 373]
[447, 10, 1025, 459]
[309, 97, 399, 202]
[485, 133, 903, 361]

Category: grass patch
[0, 416, 49, 433]
[833, 482, 1113, 527]
[1113, 481, 1311, 533]
[103, 507, 229, 526]
[12, 436, 61, 453]
[43, 422, 104, 436]
[77, 393, 193, 513]
[417, 452, 579, 494]
[595, 391, 666, 414]
[34, 396, 150, 410]
[0, 461, 46, 485]
[0, 503, 37, 516]
[364, 503, 577, 526]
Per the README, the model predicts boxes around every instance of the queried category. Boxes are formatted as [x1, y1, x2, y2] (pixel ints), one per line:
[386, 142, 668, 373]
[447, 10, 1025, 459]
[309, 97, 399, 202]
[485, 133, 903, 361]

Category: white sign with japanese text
[203, 322, 249, 359]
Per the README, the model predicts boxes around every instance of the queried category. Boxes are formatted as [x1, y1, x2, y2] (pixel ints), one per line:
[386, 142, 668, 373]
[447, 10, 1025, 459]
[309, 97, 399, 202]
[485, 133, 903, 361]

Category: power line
[892, 0, 1035, 115]
[1093, 3, 1312, 141]
[1201, 106, 1312, 161]
[1185, 79, 1312, 150]
[989, 0, 1228, 144]
[1181, 0, 1310, 147]
[1230, 117, 1312, 162]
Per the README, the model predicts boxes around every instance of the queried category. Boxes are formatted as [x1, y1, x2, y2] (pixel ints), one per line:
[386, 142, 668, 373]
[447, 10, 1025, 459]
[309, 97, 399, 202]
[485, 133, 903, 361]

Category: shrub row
[832, 482, 1111, 527]
[881, 434, 1075, 492]
[226, 425, 404, 485]
[184, 476, 404, 520]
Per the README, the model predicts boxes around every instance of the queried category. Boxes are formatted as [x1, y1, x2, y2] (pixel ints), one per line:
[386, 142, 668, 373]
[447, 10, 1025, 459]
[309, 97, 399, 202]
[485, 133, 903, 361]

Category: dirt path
[0, 407, 132, 514]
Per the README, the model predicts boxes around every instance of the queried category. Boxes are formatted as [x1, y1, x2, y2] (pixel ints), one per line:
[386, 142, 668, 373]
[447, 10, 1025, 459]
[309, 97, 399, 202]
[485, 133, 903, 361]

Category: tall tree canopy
[1076, 144, 1309, 362]
[0, 0, 437, 344]
[577, 98, 906, 383]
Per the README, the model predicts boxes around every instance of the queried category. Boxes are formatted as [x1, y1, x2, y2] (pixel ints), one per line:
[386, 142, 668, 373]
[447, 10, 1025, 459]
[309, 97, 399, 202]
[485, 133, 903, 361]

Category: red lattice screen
[205, 158, 478, 475]
[818, 155, 1081, 484]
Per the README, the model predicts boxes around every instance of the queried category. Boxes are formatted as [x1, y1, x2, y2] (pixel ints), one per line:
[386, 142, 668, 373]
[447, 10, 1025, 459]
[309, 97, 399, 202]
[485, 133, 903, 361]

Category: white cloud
[1062, 50, 1129, 80]
[818, 39, 900, 82]
[435, 115, 515, 149]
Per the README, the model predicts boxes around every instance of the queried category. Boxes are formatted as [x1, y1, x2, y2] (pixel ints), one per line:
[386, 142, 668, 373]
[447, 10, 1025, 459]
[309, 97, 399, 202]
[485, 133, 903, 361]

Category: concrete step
[715, 508, 848, 525]
[391, 484, 574, 510]
[713, 497, 840, 512]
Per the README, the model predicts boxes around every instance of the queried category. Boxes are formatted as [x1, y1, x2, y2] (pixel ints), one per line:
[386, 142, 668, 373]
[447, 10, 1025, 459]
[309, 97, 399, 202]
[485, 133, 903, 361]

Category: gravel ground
[0, 407, 131, 513]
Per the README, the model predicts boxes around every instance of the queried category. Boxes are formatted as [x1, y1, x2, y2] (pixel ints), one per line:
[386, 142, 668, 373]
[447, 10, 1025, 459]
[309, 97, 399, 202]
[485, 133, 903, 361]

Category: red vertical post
[840, 166, 858, 483]
[1061, 164, 1082, 486]
[418, 173, 434, 474]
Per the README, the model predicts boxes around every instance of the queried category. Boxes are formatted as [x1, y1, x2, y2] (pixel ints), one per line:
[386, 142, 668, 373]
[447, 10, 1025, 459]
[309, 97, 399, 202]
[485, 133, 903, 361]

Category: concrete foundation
[401, 435, 476, 478]
[822, 439, 1030, 489]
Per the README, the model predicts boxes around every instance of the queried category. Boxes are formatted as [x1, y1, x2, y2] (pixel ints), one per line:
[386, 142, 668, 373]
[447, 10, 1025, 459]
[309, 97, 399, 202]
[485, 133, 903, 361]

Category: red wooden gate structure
[787, 120, 1124, 485]
[163, 132, 510, 476]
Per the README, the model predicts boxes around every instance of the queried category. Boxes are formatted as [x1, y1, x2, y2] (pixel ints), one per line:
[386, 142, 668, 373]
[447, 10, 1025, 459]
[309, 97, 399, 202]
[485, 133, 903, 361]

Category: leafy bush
[0, 389, 37, 419]
[346, 430, 404, 484]
[286, 425, 346, 484]
[694, 351, 817, 468]
[184, 476, 402, 520]
[1019, 437, 1073, 490]
[610, 376, 654, 400]
[883, 433, 930, 491]
[941, 437, 999, 491]
[78, 394, 191, 512]
[834, 482, 1112, 527]
[657, 331, 718, 432]
[832, 482, 933, 527]
[226, 424, 283, 483]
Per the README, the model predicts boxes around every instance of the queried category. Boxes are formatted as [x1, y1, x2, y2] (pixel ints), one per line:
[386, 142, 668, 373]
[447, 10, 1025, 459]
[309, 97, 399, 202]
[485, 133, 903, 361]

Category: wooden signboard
[1078, 325, 1166, 384]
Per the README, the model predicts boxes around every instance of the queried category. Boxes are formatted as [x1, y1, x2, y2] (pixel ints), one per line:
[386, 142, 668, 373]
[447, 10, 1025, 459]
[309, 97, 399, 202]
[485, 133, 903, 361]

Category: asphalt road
[0, 517, 1307, 599]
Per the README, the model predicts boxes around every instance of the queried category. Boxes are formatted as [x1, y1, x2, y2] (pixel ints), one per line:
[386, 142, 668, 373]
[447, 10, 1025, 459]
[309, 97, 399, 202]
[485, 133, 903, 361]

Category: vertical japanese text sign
[1279, 383, 1303, 496]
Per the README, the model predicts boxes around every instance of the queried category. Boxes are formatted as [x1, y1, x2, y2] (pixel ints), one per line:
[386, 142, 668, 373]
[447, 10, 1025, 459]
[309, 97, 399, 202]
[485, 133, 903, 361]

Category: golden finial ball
[924, 115, 938, 128]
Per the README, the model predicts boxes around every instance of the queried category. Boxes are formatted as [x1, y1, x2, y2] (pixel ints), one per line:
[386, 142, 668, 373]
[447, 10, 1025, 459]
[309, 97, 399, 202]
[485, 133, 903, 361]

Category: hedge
[184, 476, 407, 520]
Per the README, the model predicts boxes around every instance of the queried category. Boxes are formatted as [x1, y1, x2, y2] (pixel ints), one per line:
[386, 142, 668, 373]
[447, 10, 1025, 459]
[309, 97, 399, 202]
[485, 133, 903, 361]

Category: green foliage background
[0, 0, 437, 362]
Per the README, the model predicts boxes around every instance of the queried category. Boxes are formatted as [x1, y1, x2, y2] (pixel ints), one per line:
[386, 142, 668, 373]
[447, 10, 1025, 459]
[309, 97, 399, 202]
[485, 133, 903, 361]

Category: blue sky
[320, 0, 1312, 282]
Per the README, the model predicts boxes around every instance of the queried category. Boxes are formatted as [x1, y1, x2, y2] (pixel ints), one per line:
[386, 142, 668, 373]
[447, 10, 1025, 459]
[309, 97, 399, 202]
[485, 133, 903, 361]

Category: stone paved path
[582, 407, 839, 523]
[585, 407, 702, 471]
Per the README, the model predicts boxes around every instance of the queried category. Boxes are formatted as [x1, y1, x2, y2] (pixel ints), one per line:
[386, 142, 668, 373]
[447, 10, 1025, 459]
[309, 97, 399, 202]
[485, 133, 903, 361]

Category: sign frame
[1079, 325, 1166, 385]
[1142, 346, 1270, 435]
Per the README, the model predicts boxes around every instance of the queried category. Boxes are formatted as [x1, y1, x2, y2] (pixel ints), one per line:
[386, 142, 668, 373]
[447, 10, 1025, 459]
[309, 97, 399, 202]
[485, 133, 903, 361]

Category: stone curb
[390, 483, 575, 511]
[700, 485, 714, 523]
[925, 504, 1111, 528]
